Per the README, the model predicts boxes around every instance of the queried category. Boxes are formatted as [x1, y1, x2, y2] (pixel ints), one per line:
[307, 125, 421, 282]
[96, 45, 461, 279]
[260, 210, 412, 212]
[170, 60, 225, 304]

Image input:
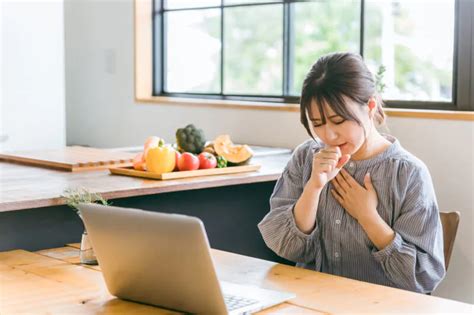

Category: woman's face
[308, 98, 371, 156]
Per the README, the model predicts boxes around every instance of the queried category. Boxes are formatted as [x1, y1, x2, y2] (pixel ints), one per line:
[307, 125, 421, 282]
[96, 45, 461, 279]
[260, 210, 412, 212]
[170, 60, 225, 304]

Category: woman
[258, 52, 445, 293]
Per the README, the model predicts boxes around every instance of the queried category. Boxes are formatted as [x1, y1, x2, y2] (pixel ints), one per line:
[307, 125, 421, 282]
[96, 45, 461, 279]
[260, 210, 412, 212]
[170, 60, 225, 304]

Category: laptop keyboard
[224, 294, 259, 311]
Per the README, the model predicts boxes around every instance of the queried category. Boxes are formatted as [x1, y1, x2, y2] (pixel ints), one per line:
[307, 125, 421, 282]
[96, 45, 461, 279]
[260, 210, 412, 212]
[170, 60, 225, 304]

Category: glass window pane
[364, 0, 455, 102]
[291, 0, 360, 95]
[224, 0, 280, 5]
[165, 0, 220, 10]
[165, 9, 221, 93]
[224, 5, 283, 95]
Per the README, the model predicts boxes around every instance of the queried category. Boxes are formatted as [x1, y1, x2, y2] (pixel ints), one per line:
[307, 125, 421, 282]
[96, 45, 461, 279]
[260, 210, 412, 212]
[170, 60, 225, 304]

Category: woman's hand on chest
[330, 169, 379, 223]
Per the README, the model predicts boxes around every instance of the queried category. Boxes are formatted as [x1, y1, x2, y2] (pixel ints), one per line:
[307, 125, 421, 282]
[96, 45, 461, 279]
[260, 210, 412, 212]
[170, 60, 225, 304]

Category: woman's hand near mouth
[310, 145, 351, 190]
[293, 145, 351, 234]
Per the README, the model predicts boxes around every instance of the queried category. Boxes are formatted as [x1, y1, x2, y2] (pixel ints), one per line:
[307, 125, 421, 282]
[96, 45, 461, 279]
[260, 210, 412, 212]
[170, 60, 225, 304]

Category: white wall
[64, 0, 474, 303]
[0, 0, 66, 151]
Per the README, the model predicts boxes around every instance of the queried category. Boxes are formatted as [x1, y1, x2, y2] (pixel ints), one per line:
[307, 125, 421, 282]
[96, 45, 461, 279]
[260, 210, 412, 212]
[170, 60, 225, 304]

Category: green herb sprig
[61, 188, 109, 218]
[375, 64, 386, 94]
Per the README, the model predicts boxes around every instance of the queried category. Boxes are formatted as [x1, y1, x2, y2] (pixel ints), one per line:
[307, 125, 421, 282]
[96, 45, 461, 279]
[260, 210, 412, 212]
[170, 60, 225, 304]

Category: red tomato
[174, 151, 181, 171]
[198, 152, 217, 169]
[177, 152, 199, 171]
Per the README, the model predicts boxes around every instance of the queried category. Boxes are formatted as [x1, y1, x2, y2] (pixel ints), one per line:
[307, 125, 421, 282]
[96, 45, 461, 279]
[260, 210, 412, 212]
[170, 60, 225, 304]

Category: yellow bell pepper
[146, 144, 176, 175]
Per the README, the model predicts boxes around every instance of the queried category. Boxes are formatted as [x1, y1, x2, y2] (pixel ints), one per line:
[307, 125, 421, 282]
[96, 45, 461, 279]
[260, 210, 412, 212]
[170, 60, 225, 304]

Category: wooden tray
[0, 146, 135, 172]
[109, 164, 261, 180]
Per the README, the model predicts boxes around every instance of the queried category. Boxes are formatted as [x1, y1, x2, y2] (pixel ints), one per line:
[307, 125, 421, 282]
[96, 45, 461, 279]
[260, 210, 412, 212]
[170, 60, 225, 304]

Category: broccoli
[217, 156, 227, 168]
[176, 124, 207, 154]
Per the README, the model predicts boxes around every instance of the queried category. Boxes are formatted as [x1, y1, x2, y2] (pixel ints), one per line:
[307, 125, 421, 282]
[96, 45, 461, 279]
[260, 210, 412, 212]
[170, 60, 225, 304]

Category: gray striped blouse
[258, 135, 445, 293]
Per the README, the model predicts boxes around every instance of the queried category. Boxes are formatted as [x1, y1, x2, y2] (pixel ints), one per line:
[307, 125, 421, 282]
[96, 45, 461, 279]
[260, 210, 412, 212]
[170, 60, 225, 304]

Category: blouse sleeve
[372, 160, 446, 293]
[258, 141, 322, 264]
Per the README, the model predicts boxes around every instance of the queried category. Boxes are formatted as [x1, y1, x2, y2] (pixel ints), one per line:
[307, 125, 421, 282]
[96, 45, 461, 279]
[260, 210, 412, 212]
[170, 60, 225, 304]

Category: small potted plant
[62, 187, 109, 265]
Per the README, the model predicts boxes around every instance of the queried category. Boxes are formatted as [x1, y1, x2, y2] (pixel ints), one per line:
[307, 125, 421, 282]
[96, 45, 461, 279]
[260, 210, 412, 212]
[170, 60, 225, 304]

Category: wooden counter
[1, 244, 472, 314]
[0, 149, 293, 258]
[0, 151, 291, 212]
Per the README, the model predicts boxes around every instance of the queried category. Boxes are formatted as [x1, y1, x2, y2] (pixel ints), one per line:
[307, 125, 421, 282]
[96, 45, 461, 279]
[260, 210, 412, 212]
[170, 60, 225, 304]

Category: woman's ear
[368, 97, 376, 119]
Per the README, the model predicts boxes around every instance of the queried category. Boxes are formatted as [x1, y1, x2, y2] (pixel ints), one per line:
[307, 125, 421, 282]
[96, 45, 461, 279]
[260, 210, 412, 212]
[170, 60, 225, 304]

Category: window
[150, 0, 473, 111]
[364, 0, 455, 103]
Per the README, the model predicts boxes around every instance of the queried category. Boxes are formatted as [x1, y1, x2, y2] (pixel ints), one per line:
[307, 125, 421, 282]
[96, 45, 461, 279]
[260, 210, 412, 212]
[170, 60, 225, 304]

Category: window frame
[135, 0, 474, 117]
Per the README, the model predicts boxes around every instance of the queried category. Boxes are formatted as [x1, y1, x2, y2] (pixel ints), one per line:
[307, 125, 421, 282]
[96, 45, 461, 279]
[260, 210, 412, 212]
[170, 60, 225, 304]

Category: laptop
[78, 203, 295, 314]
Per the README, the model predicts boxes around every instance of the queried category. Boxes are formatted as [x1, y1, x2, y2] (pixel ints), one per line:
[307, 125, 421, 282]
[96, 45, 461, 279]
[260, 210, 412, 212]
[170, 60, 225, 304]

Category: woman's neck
[351, 131, 391, 161]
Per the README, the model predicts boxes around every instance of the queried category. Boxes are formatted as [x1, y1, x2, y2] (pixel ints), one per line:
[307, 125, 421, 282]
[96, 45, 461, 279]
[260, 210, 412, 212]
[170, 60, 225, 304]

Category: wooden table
[0, 244, 472, 314]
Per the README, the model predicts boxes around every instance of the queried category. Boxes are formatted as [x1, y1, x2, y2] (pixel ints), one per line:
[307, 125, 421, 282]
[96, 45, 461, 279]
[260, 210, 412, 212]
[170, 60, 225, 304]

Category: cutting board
[109, 164, 261, 180]
[0, 146, 135, 172]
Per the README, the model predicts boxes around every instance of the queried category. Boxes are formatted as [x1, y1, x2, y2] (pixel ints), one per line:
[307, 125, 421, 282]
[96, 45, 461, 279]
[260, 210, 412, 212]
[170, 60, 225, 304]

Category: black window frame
[152, 0, 474, 111]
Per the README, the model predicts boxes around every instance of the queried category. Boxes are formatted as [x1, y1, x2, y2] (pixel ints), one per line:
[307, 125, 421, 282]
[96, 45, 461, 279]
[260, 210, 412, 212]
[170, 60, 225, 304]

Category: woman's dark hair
[300, 52, 385, 138]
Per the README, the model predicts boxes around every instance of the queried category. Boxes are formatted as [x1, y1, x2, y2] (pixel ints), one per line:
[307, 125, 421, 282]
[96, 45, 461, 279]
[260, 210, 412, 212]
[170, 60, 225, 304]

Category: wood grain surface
[1, 244, 471, 314]
[0, 146, 135, 171]
[109, 164, 261, 180]
[0, 153, 290, 212]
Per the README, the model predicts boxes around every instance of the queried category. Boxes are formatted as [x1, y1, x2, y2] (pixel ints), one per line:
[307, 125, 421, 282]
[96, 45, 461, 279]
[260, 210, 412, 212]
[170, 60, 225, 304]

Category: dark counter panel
[0, 181, 293, 266]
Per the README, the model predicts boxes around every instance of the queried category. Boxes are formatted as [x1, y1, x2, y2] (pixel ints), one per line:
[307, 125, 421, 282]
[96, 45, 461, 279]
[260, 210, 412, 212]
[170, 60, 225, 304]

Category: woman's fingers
[340, 169, 357, 187]
[315, 157, 337, 173]
[319, 147, 350, 171]
[320, 147, 341, 158]
[332, 176, 346, 194]
[317, 152, 339, 161]
[331, 189, 344, 203]
[312, 146, 349, 179]
[336, 154, 351, 169]
[336, 172, 352, 190]
[314, 149, 339, 170]
[315, 156, 337, 167]
[322, 146, 341, 154]
[319, 163, 333, 173]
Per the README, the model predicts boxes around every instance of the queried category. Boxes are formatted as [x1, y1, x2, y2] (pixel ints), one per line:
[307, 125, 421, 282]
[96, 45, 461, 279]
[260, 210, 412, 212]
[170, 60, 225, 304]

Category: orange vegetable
[133, 152, 146, 171]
